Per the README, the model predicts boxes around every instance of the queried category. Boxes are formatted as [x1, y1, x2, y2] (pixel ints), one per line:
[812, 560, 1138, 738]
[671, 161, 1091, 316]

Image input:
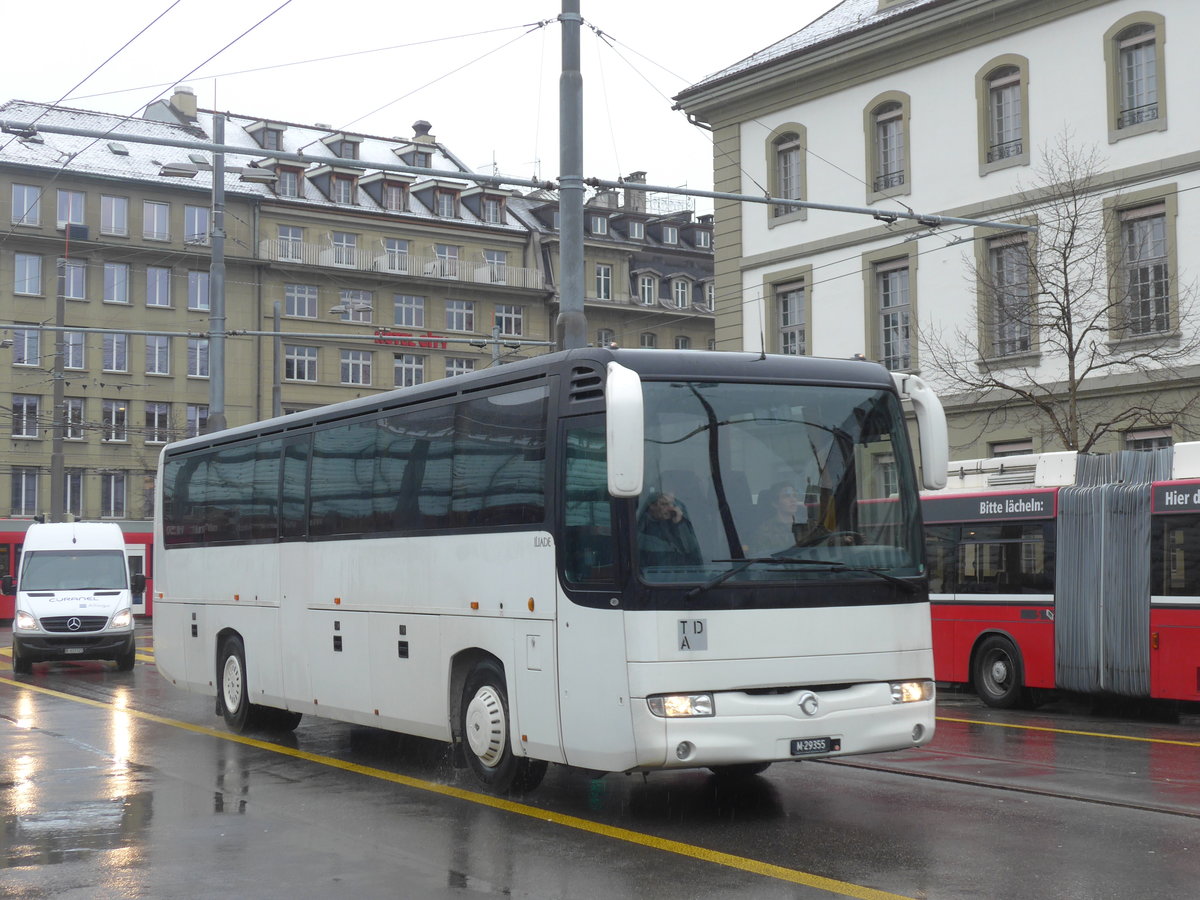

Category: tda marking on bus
[678, 619, 707, 651]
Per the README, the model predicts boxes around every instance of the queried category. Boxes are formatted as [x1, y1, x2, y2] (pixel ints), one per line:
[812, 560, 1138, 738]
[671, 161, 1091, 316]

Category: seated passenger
[638, 490, 703, 567]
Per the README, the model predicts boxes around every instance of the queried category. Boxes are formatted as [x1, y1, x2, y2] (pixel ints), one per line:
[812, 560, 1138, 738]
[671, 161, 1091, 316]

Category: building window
[184, 205, 209, 244]
[445, 357, 475, 378]
[483, 249, 507, 284]
[875, 260, 911, 371]
[100, 472, 126, 518]
[14, 253, 42, 295]
[332, 175, 356, 205]
[188, 338, 209, 378]
[988, 67, 1022, 162]
[13, 328, 39, 367]
[1125, 428, 1172, 451]
[57, 189, 85, 228]
[12, 395, 40, 438]
[145, 335, 171, 375]
[277, 169, 301, 198]
[186, 404, 209, 437]
[674, 335, 691, 350]
[64, 468, 83, 518]
[104, 262, 130, 303]
[672, 279, 690, 309]
[332, 140, 358, 160]
[285, 283, 318, 318]
[259, 128, 283, 151]
[65, 398, 85, 440]
[591, 215, 608, 235]
[496, 304, 523, 336]
[12, 184, 40, 226]
[596, 328, 615, 348]
[384, 238, 409, 273]
[58, 258, 87, 300]
[482, 196, 504, 224]
[595, 264, 612, 301]
[640, 332, 658, 349]
[446, 299, 475, 332]
[1106, 15, 1167, 140]
[626, 220, 643, 240]
[145, 402, 171, 443]
[340, 349, 372, 385]
[706, 282, 715, 307]
[143, 200, 169, 240]
[275, 225, 302, 260]
[696, 231, 711, 249]
[865, 92, 911, 200]
[188, 270, 209, 311]
[771, 129, 804, 218]
[103, 334, 129, 372]
[639, 274, 657, 306]
[413, 150, 431, 168]
[434, 244, 459, 277]
[147, 266, 171, 307]
[435, 189, 458, 218]
[337, 289, 372, 323]
[1121, 204, 1169, 336]
[393, 294, 424, 328]
[285, 345, 318, 382]
[63, 332, 85, 370]
[100, 195, 128, 236]
[384, 183, 408, 212]
[661, 225, 678, 244]
[11, 468, 38, 516]
[394, 354, 424, 387]
[778, 283, 805, 355]
[102, 399, 128, 441]
[331, 231, 357, 267]
[986, 238, 1032, 357]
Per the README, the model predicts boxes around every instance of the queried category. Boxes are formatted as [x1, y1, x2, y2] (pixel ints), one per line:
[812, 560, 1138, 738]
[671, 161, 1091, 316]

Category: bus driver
[638, 490, 703, 568]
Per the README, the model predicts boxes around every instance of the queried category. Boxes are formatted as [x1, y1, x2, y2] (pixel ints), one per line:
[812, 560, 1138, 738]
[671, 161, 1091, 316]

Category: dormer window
[696, 231, 711, 249]
[384, 183, 407, 211]
[276, 168, 302, 198]
[662, 224, 678, 244]
[591, 215, 608, 235]
[435, 189, 459, 217]
[261, 128, 283, 151]
[333, 140, 358, 160]
[413, 150, 431, 169]
[332, 175, 356, 204]
[629, 220, 644, 239]
[482, 196, 505, 224]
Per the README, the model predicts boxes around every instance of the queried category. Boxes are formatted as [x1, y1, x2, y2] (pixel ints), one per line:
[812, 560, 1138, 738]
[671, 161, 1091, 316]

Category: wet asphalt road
[2, 623, 1199, 900]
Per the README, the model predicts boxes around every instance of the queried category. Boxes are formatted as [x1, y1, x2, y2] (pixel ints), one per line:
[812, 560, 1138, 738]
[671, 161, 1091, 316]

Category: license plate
[64, 648, 84, 655]
[791, 736, 840, 756]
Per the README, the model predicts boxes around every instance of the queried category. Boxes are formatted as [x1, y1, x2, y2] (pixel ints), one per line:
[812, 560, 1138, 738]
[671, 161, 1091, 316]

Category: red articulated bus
[0, 519, 154, 621]
[922, 445, 1200, 708]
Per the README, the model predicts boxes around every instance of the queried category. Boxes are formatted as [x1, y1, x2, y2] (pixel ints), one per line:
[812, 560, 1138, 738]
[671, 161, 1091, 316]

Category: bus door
[126, 544, 148, 615]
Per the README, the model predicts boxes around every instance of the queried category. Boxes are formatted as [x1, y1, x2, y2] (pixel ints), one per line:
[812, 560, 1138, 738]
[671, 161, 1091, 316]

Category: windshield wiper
[685, 556, 919, 601]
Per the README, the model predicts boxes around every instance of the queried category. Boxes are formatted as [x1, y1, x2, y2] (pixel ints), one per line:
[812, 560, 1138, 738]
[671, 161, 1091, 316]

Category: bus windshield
[635, 380, 923, 586]
[21, 550, 128, 591]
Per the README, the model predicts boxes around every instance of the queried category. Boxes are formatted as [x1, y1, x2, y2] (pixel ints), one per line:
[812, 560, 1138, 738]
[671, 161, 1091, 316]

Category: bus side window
[563, 425, 616, 585]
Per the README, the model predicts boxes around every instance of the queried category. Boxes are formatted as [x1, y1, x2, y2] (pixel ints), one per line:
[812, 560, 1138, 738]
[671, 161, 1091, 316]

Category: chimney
[171, 86, 198, 122]
[412, 120, 435, 144]
[623, 171, 647, 214]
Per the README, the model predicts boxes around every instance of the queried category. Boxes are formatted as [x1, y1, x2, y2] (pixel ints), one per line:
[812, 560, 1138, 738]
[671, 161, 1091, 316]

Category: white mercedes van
[3, 522, 144, 674]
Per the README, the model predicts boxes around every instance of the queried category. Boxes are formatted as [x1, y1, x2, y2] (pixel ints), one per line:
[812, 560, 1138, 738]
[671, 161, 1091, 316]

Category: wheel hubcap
[223, 656, 244, 711]
[989, 658, 1009, 685]
[464, 685, 505, 767]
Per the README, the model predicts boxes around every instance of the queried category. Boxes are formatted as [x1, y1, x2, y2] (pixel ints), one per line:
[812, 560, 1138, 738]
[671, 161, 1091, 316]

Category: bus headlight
[111, 609, 133, 628]
[890, 680, 934, 703]
[15, 611, 37, 631]
[647, 693, 714, 718]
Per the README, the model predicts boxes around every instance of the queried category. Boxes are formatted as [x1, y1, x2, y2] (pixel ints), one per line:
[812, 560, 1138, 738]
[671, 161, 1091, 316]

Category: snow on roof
[688, 0, 942, 91]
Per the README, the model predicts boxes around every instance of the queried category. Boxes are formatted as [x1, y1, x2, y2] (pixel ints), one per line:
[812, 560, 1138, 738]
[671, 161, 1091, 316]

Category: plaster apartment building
[0, 91, 712, 521]
[676, 0, 1199, 458]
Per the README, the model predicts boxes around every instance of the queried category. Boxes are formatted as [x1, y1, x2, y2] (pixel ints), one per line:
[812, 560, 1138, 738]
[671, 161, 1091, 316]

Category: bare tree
[921, 134, 1200, 453]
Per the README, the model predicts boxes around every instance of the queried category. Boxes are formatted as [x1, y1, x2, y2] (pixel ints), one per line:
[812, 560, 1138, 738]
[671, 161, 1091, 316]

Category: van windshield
[21, 550, 128, 591]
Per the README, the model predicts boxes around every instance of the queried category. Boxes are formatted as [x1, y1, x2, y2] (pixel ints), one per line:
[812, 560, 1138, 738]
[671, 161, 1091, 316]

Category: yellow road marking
[0, 675, 912, 900]
[936, 715, 1200, 748]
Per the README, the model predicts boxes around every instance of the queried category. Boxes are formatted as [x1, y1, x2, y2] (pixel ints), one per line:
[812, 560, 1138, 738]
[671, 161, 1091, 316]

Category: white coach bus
[153, 348, 948, 793]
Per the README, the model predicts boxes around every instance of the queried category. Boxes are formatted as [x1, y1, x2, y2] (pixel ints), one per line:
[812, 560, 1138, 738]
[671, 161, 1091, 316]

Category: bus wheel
[461, 661, 547, 794]
[219, 635, 257, 732]
[709, 762, 772, 779]
[973, 635, 1028, 709]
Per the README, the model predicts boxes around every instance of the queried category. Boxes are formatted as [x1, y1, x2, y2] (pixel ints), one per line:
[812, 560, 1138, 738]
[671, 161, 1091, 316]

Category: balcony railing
[1118, 103, 1158, 129]
[259, 239, 544, 289]
[987, 139, 1024, 162]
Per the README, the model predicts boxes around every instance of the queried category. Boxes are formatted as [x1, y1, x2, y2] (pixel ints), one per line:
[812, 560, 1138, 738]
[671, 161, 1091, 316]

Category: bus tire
[973, 635, 1028, 709]
[218, 634, 259, 732]
[709, 762, 772, 778]
[460, 661, 547, 794]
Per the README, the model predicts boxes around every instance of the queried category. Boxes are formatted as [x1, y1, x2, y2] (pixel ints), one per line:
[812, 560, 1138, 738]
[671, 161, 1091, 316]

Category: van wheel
[115, 648, 136, 672]
[12, 644, 33, 675]
[460, 661, 547, 794]
[973, 635, 1028, 709]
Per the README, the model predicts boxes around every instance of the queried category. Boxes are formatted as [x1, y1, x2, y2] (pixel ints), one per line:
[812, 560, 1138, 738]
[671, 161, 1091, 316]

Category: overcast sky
[1, 0, 839, 212]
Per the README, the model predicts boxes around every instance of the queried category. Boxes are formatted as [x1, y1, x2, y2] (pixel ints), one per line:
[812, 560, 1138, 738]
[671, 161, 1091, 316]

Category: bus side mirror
[605, 361, 644, 498]
[131, 573, 146, 594]
[892, 372, 948, 491]
[1, 575, 13, 595]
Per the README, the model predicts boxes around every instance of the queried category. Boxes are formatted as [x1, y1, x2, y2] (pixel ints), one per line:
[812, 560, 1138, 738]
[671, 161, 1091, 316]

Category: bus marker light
[470, 601, 479, 610]
[233, 594, 240, 601]
[528, 597, 535, 612]
[334, 597, 341, 605]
